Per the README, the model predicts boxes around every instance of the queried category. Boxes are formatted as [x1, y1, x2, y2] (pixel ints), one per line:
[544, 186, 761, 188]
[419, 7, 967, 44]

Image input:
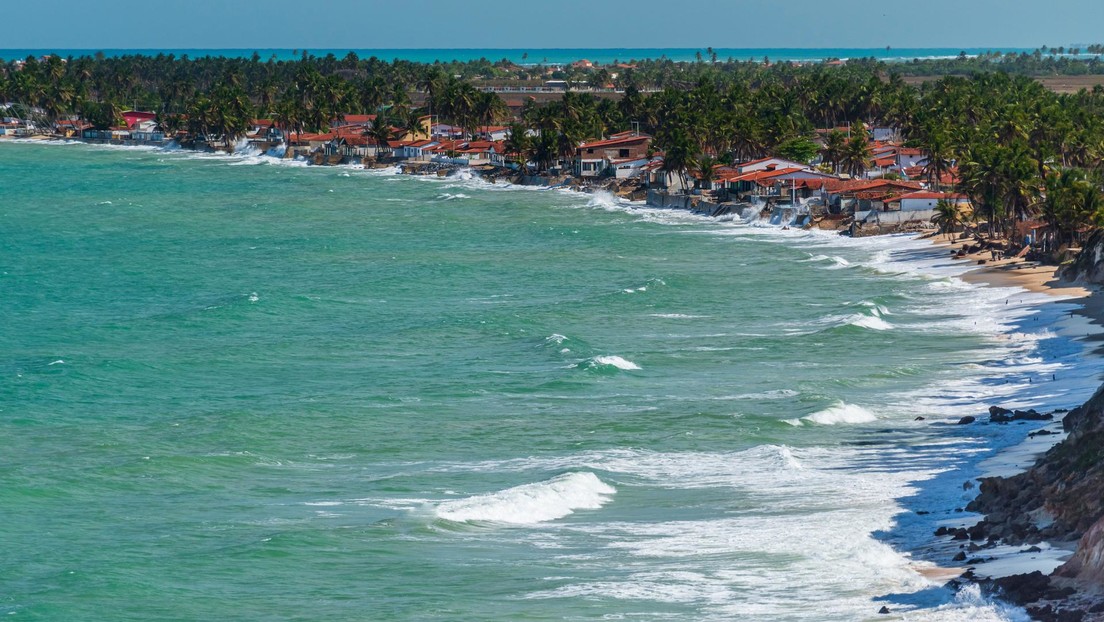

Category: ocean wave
[804, 253, 852, 269]
[433, 472, 615, 524]
[786, 402, 878, 426]
[846, 313, 894, 331]
[582, 355, 641, 371]
[545, 333, 568, 345]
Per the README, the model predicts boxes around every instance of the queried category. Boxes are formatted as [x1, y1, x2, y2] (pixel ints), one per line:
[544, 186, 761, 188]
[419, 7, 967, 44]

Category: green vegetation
[2, 49, 1104, 240]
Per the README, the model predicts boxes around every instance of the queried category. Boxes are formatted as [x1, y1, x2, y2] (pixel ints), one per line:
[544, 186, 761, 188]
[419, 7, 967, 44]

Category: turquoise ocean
[2, 141, 1102, 620]
[0, 47, 1038, 64]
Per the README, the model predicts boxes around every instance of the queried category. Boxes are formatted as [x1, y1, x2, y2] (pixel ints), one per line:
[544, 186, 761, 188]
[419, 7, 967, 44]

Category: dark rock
[1023, 545, 1043, 553]
[990, 571, 1051, 605]
[957, 416, 976, 425]
[878, 606, 890, 614]
[916, 510, 929, 515]
[952, 551, 967, 561]
[968, 543, 981, 552]
[989, 405, 1013, 418]
[914, 416, 925, 421]
[1013, 409, 1052, 421]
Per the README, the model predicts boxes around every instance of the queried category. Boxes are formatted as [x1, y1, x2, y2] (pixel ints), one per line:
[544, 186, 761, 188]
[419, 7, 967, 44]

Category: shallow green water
[0, 142, 1092, 620]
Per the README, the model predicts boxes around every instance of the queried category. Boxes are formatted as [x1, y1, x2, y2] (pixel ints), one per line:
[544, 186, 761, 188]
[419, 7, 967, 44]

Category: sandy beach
[927, 233, 1091, 298]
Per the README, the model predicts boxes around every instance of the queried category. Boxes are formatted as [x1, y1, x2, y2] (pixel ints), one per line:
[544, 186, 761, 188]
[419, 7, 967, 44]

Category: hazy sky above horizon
[5, 0, 1102, 50]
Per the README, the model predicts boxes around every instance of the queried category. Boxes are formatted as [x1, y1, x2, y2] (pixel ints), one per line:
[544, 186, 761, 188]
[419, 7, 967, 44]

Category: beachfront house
[891, 191, 972, 212]
[734, 156, 814, 174]
[823, 179, 924, 214]
[721, 165, 837, 201]
[475, 125, 510, 141]
[394, 139, 440, 161]
[574, 132, 652, 178]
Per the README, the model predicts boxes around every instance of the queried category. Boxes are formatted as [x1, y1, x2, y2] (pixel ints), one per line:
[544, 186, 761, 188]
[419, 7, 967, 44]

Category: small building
[475, 125, 510, 141]
[122, 111, 157, 129]
[734, 156, 812, 174]
[892, 191, 971, 212]
[574, 133, 652, 177]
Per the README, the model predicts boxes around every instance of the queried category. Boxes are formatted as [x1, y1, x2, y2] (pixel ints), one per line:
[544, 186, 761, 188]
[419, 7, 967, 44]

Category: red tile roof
[896, 191, 968, 201]
[577, 135, 651, 150]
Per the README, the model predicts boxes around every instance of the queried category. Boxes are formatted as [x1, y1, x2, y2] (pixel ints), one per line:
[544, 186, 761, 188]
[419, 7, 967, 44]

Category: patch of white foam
[589, 355, 641, 370]
[786, 402, 878, 426]
[434, 472, 615, 524]
[848, 313, 894, 331]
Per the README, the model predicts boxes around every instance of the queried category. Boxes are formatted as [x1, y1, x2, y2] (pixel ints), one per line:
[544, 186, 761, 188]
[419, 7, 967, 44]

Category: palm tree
[919, 124, 955, 189]
[931, 199, 962, 239]
[503, 123, 530, 168]
[842, 131, 872, 179]
[366, 113, 397, 159]
[821, 130, 847, 174]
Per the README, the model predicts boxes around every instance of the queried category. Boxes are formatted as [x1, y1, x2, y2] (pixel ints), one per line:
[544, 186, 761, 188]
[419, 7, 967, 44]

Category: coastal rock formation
[959, 388, 1104, 617]
[1056, 515, 1104, 584]
[1061, 230, 1104, 285]
[969, 387, 1104, 544]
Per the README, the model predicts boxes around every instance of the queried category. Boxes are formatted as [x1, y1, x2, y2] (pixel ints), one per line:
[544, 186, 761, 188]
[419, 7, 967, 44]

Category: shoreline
[7, 137, 1104, 617]
[917, 233, 1104, 619]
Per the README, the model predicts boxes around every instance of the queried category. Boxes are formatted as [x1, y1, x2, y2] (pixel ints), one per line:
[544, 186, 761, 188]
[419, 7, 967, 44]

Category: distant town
[3, 47, 1104, 246]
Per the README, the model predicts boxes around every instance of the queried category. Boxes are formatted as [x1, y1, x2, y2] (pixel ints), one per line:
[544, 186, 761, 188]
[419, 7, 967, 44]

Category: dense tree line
[2, 50, 1104, 240]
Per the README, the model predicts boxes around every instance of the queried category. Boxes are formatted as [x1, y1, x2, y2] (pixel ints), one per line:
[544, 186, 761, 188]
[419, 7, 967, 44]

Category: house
[722, 166, 838, 199]
[574, 133, 652, 177]
[121, 110, 157, 129]
[610, 156, 659, 179]
[332, 114, 376, 129]
[393, 139, 440, 160]
[823, 179, 924, 213]
[475, 125, 510, 141]
[55, 119, 91, 137]
[734, 156, 813, 174]
[892, 191, 971, 212]
[431, 123, 465, 139]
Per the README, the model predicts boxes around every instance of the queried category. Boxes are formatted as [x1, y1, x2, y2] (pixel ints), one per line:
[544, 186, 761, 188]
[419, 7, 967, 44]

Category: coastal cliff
[1061, 230, 1104, 285]
[964, 386, 1104, 619]
[969, 387, 1104, 544]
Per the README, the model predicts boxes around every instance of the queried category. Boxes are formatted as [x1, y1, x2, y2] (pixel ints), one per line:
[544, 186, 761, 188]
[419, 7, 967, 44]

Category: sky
[4, 0, 1102, 50]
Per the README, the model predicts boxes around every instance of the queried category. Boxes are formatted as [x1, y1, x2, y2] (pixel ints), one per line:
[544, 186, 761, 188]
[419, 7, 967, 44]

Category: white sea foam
[434, 472, 615, 524]
[587, 355, 641, 370]
[848, 313, 894, 331]
[786, 402, 878, 426]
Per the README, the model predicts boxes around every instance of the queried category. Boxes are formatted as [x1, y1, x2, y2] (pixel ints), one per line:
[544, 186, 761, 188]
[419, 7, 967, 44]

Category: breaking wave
[434, 472, 616, 524]
[785, 402, 878, 426]
[583, 355, 642, 371]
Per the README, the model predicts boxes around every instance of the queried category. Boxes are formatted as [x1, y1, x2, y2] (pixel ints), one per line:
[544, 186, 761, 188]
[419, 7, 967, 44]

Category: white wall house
[896, 191, 971, 212]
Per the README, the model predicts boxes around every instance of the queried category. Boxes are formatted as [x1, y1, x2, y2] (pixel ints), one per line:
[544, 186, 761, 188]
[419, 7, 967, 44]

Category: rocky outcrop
[1060, 230, 1104, 285]
[1057, 516, 1104, 585]
[968, 386, 1104, 544]
[950, 387, 1104, 618]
